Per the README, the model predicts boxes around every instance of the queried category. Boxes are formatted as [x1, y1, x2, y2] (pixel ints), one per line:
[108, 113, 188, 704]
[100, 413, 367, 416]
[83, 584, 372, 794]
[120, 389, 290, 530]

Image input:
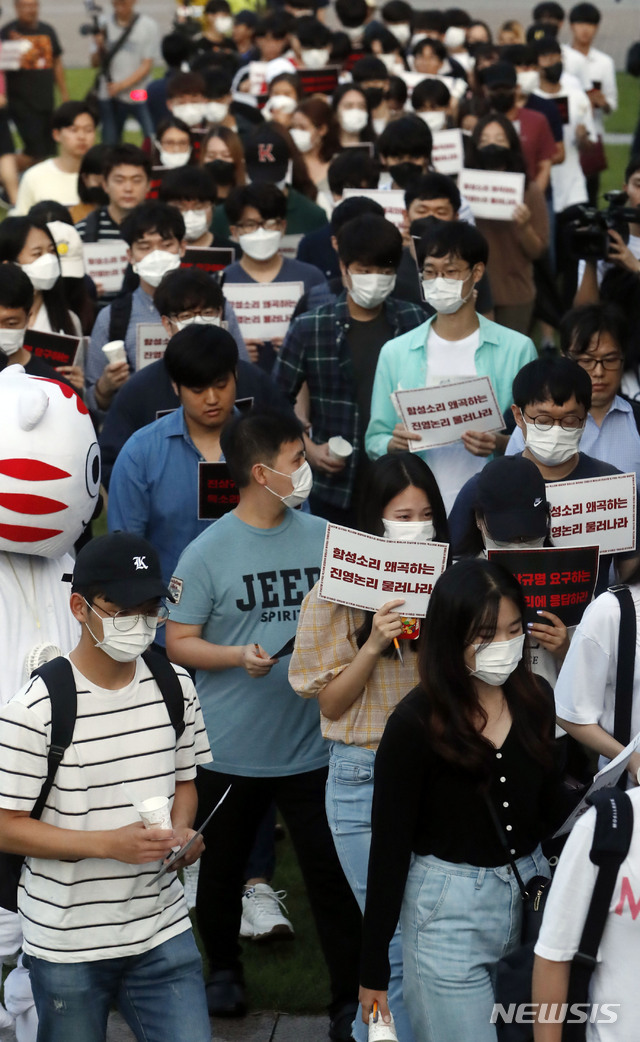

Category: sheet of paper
[547, 473, 636, 554]
[394, 377, 503, 450]
[457, 169, 525, 221]
[223, 281, 304, 340]
[553, 731, 640, 837]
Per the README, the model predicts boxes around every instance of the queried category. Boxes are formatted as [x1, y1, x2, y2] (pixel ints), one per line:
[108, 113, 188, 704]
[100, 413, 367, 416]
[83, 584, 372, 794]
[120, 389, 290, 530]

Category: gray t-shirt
[100, 12, 160, 104]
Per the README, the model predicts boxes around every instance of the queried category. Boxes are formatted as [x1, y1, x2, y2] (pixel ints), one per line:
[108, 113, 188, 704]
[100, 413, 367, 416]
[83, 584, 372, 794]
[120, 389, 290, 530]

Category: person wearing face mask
[85, 202, 186, 421]
[159, 166, 238, 255]
[153, 117, 193, 171]
[290, 97, 340, 193]
[332, 84, 374, 149]
[289, 15, 334, 72]
[351, 55, 392, 138]
[275, 215, 425, 524]
[195, 0, 235, 55]
[381, 0, 412, 50]
[0, 529, 213, 1042]
[166, 410, 363, 1034]
[290, 452, 448, 1042]
[377, 114, 433, 190]
[263, 72, 302, 129]
[0, 264, 74, 388]
[410, 77, 452, 134]
[225, 183, 327, 371]
[359, 557, 567, 1042]
[366, 221, 537, 512]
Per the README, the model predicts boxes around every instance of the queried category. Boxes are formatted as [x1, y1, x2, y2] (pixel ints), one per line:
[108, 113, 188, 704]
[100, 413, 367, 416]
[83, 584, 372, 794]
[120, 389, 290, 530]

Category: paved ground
[0, 1011, 331, 1041]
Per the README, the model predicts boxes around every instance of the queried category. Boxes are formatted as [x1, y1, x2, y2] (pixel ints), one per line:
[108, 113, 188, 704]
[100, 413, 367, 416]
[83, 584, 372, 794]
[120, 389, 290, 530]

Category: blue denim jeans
[27, 929, 211, 1042]
[326, 742, 416, 1042]
[400, 847, 550, 1042]
[98, 99, 155, 144]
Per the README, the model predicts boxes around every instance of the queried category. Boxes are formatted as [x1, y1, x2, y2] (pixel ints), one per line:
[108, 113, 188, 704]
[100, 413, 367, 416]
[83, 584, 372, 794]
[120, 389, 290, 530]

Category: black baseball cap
[481, 61, 517, 88]
[474, 457, 549, 541]
[68, 532, 174, 607]
[244, 127, 290, 184]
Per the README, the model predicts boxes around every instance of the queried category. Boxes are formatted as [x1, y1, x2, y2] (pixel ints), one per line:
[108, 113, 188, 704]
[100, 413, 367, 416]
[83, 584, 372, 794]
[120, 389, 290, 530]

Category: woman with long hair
[263, 72, 303, 128]
[289, 97, 341, 192]
[332, 84, 375, 149]
[359, 558, 565, 1041]
[200, 124, 246, 202]
[153, 116, 194, 170]
[0, 217, 80, 338]
[290, 453, 448, 1042]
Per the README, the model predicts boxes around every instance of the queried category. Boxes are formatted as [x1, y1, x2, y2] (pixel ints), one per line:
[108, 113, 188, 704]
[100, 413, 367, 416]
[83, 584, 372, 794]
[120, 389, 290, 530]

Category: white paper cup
[138, 796, 172, 831]
[368, 1010, 398, 1041]
[328, 436, 353, 460]
[102, 340, 127, 365]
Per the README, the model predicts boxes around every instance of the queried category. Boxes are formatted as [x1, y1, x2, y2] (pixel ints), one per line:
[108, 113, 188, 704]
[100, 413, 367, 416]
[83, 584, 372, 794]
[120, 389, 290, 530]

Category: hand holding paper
[387, 423, 422, 454]
[368, 599, 405, 655]
[242, 643, 278, 677]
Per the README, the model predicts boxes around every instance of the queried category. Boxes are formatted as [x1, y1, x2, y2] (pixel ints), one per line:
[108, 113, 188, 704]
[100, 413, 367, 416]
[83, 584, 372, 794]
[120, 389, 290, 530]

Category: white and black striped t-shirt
[0, 657, 212, 963]
[75, 207, 123, 243]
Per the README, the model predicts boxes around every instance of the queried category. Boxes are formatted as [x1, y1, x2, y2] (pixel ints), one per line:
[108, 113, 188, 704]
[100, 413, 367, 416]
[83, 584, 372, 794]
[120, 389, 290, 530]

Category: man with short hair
[91, 0, 160, 143]
[76, 143, 152, 244]
[13, 102, 96, 215]
[159, 165, 236, 252]
[0, 530, 213, 1042]
[567, 2, 616, 205]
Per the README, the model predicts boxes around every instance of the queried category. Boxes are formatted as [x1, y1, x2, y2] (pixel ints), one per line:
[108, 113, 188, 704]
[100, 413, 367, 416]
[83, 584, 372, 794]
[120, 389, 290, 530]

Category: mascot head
[0, 367, 100, 557]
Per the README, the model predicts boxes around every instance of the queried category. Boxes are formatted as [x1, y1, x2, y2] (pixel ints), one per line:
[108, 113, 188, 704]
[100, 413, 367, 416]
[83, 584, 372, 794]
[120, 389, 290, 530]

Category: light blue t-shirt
[169, 509, 328, 777]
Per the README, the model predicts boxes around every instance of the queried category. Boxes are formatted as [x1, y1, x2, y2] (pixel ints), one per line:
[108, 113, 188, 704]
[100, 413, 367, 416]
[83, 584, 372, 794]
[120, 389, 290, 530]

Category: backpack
[79, 208, 103, 244]
[0, 650, 185, 913]
[108, 291, 134, 344]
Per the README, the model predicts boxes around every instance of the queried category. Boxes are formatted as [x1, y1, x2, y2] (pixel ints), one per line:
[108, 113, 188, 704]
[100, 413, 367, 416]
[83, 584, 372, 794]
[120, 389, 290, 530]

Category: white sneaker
[239, 883, 294, 941]
[182, 862, 200, 911]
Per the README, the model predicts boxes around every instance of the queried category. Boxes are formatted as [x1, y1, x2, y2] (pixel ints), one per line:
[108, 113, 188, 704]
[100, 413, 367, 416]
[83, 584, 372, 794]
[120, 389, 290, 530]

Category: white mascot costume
[0, 366, 101, 1040]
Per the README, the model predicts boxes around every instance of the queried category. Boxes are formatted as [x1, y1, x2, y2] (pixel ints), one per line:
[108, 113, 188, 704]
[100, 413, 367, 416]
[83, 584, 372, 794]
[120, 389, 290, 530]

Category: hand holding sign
[527, 610, 569, 660]
[388, 422, 422, 454]
[368, 599, 405, 654]
[242, 643, 278, 677]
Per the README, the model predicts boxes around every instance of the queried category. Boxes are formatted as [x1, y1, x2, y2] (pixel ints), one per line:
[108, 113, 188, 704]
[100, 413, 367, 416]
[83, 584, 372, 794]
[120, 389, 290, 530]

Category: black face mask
[364, 86, 384, 109]
[387, 161, 423, 189]
[205, 159, 236, 185]
[488, 88, 516, 114]
[477, 144, 511, 170]
[82, 185, 109, 205]
[543, 61, 563, 84]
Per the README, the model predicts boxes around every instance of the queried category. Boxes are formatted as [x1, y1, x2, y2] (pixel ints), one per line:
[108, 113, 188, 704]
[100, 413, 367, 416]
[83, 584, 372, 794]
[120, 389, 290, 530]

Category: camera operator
[574, 157, 640, 306]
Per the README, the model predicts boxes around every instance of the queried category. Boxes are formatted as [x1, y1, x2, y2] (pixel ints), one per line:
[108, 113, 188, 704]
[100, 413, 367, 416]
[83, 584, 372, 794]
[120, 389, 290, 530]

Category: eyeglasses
[235, 218, 281, 233]
[422, 265, 471, 281]
[573, 353, 623, 372]
[86, 600, 170, 631]
[523, 412, 585, 432]
[171, 309, 219, 323]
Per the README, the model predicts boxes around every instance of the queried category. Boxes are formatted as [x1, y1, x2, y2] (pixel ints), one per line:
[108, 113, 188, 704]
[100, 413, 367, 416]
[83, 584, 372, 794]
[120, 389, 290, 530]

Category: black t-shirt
[23, 354, 73, 388]
[0, 20, 62, 110]
[346, 309, 392, 433]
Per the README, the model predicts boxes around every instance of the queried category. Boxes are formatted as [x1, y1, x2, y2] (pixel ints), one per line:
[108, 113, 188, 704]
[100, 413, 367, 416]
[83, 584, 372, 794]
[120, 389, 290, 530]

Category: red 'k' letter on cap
[258, 143, 275, 163]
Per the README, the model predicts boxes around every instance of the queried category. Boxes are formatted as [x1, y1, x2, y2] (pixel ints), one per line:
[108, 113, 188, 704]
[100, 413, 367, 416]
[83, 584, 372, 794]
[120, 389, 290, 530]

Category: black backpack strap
[108, 292, 133, 344]
[80, 208, 101, 244]
[609, 585, 636, 765]
[142, 650, 185, 740]
[30, 658, 77, 820]
[564, 789, 633, 1041]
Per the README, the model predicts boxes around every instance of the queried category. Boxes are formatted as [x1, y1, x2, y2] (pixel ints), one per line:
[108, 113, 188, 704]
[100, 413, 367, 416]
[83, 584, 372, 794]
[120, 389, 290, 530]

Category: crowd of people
[0, 0, 639, 1040]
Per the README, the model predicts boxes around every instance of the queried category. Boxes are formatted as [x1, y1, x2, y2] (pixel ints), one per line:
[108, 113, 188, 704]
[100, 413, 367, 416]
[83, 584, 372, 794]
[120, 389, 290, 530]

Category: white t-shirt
[534, 787, 640, 1041]
[0, 657, 212, 962]
[13, 159, 80, 217]
[534, 85, 595, 212]
[561, 43, 593, 92]
[565, 44, 617, 134]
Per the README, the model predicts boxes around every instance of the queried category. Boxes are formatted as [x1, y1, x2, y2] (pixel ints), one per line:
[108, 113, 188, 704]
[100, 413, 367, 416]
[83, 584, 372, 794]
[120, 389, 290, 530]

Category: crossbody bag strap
[609, 584, 636, 790]
[100, 14, 140, 81]
[484, 791, 529, 899]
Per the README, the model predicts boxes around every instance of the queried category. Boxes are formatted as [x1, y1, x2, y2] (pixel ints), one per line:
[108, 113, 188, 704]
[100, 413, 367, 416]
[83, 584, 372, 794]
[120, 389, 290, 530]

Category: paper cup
[138, 796, 172, 831]
[102, 340, 127, 365]
[368, 1011, 398, 1041]
[328, 436, 353, 460]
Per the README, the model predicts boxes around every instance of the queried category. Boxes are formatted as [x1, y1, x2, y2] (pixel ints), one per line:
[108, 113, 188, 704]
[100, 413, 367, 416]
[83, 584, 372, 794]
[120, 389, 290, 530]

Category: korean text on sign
[431, 129, 464, 175]
[457, 169, 525, 221]
[82, 241, 129, 295]
[546, 473, 637, 555]
[394, 376, 503, 450]
[223, 282, 304, 341]
[135, 324, 170, 370]
[318, 524, 449, 617]
[487, 545, 599, 627]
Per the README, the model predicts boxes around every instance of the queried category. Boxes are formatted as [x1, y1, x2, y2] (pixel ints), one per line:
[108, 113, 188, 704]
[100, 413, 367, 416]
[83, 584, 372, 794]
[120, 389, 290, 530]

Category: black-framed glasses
[86, 600, 170, 631]
[573, 353, 624, 372]
[523, 412, 586, 432]
[235, 218, 281, 234]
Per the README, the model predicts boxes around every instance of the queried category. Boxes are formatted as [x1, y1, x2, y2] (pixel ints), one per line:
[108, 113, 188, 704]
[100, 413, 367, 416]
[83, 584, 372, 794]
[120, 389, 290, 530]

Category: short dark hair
[327, 150, 379, 196]
[159, 167, 217, 205]
[203, 67, 233, 99]
[534, 36, 562, 58]
[221, 410, 304, 488]
[378, 114, 432, 159]
[164, 325, 238, 388]
[363, 23, 402, 54]
[336, 0, 368, 28]
[29, 200, 73, 225]
[405, 172, 461, 212]
[103, 143, 151, 181]
[445, 7, 472, 28]
[120, 202, 185, 246]
[420, 220, 489, 266]
[413, 36, 447, 61]
[254, 12, 293, 40]
[351, 55, 389, 83]
[412, 77, 451, 110]
[512, 356, 592, 411]
[166, 71, 206, 100]
[161, 31, 193, 68]
[0, 263, 33, 313]
[52, 100, 97, 131]
[153, 267, 224, 317]
[330, 196, 385, 234]
[414, 10, 446, 34]
[337, 214, 403, 268]
[224, 183, 287, 225]
[382, 0, 412, 24]
[501, 43, 536, 66]
[533, 1, 565, 20]
[560, 303, 627, 360]
[293, 15, 332, 48]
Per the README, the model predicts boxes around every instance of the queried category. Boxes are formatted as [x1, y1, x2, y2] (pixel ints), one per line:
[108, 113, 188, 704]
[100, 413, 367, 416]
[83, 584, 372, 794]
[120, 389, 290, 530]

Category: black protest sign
[198, 461, 240, 520]
[487, 545, 599, 627]
[181, 247, 235, 274]
[23, 328, 80, 367]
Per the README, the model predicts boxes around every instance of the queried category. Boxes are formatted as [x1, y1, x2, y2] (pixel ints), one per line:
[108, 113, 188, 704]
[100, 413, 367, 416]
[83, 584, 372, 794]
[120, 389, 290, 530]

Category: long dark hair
[0, 217, 76, 335]
[417, 558, 555, 775]
[468, 112, 528, 180]
[355, 453, 449, 657]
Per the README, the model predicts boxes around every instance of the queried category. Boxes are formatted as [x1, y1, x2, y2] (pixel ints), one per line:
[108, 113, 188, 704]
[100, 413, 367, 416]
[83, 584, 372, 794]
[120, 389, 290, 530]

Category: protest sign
[487, 546, 599, 627]
[248, 61, 269, 102]
[552, 96, 570, 125]
[318, 524, 448, 617]
[432, 129, 464, 175]
[135, 324, 170, 370]
[547, 473, 636, 554]
[394, 377, 503, 450]
[223, 282, 304, 340]
[298, 67, 340, 96]
[342, 188, 405, 229]
[23, 328, 80, 368]
[457, 169, 525, 221]
[554, 729, 640, 837]
[0, 41, 25, 70]
[181, 247, 235, 274]
[82, 240, 129, 295]
[146, 166, 173, 201]
[198, 462, 240, 520]
[279, 234, 303, 262]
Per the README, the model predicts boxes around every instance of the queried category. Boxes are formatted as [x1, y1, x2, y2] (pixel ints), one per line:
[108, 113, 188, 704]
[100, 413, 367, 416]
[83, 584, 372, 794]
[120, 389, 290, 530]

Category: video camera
[79, 0, 103, 36]
[566, 191, 640, 261]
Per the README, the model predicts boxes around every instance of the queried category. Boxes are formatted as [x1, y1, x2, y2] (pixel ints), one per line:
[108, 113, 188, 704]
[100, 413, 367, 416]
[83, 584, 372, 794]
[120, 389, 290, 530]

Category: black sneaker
[329, 1000, 358, 1041]
[205, 970, 247, 1017]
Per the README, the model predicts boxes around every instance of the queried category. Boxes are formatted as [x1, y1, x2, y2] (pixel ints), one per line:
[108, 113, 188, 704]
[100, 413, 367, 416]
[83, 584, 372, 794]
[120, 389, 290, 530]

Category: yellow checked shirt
[289, 585, 419, 750]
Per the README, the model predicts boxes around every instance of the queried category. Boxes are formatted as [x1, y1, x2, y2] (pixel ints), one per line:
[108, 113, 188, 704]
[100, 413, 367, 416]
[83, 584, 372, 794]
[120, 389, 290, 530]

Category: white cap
[47, 221, 85, 279]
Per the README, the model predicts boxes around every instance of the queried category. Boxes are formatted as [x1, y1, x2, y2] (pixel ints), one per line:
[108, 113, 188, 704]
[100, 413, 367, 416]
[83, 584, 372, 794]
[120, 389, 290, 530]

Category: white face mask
[339, 107, 368, 134]
[172, 102, 206, 127]
[420, 110, 446, 132]
[85, 602, 157, 663]
[214, 13, 233, 34]
[238, 227, 282, 261]
[523, 419, 584, 467]
[388, 22, 411, 46]
[0, 327, 25, 355]
[380, 52, 402, 74]
[343, 24, 364, 43]
[175, 314, 221, 331]
[469, 633, 525, 687]
[204, 100, 229, 124]
[265, 94, 297, 117]
[182, 208, 210, 241]
[372, 116, 388, 135]
[517, 70, 540, 95]
[21, 253, 59, 292]
[383, 518, 435, 541]
[443, 25, 466, 48]
[132, 250, 181, 288]
[349, 272, 396, 309]
[422, 273, 473, 315]
[290, 127, 314, 153]
[158, 147, 190, 169]
[484, 535, 546, 551]
[301, 48, 330, 69]
[262, 460, 313, 508]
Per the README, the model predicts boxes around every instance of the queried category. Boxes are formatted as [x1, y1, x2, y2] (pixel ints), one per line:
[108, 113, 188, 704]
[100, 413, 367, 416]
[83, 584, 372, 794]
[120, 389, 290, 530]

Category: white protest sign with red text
[394, 377, 503, 450]
[223, 282, 304, 340]
[318, 524, 448, 617]
[432, 129, 464, 175]
[547, 473, 637, 554]
[82, 241, 129, 295]
[342, 188, 405, 229]
[457, 169, 525, 221]
[135, 324, 170, 370]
